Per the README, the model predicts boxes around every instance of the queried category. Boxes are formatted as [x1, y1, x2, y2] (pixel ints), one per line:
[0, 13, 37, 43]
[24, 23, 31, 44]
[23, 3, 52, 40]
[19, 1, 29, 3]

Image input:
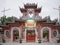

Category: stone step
[1, 42, 60, 45]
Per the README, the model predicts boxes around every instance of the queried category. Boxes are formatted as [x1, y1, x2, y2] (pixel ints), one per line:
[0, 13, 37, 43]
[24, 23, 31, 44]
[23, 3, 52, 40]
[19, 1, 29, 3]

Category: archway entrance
[13, 29, 19, 42]
[41, 27, 51, 42]
[43, 30, 49, 42]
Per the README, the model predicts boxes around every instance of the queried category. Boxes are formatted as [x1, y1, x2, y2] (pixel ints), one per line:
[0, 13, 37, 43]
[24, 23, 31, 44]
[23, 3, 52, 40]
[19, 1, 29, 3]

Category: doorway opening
[26, 30, 36, 42]
[43, 30, 49, 42]
[13, 29, 19, 42]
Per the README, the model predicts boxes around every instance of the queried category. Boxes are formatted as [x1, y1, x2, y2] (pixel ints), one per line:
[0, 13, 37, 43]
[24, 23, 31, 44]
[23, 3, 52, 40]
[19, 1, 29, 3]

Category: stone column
[35, 28, 38, 42]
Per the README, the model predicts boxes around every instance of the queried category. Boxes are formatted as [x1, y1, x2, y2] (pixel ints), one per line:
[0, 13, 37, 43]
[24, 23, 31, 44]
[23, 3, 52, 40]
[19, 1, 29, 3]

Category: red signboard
[25, 22, 36, 28]
[26, 36, 35, 42]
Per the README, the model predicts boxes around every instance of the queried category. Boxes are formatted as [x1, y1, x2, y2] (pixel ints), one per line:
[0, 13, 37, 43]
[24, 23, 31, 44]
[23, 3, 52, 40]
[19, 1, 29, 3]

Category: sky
[0, 0, 60, 20]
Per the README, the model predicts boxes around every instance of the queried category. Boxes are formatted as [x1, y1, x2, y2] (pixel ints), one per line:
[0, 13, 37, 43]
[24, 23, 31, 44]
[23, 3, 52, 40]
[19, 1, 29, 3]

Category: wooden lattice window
[58, 30, 60, 34]
[0, 29, 4, 34]
[53, 31, 57, 37]
[6, 30, 10, 38]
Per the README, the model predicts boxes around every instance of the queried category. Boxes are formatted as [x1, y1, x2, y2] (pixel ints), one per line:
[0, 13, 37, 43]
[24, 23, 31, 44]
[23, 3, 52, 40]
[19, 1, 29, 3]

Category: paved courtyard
[1, 42, 60, 45]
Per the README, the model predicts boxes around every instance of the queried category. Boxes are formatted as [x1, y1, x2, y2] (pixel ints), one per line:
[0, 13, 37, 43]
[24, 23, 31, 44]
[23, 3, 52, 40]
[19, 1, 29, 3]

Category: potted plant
[20, 39, 22, 43]
[2, 38, 5, 43]
[57, 38, 60, 43]
[38, 39, 41, 43]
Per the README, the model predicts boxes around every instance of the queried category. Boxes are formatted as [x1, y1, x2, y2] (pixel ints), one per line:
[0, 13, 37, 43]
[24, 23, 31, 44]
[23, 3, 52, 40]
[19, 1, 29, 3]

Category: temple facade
[0, 3, 60, 43]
